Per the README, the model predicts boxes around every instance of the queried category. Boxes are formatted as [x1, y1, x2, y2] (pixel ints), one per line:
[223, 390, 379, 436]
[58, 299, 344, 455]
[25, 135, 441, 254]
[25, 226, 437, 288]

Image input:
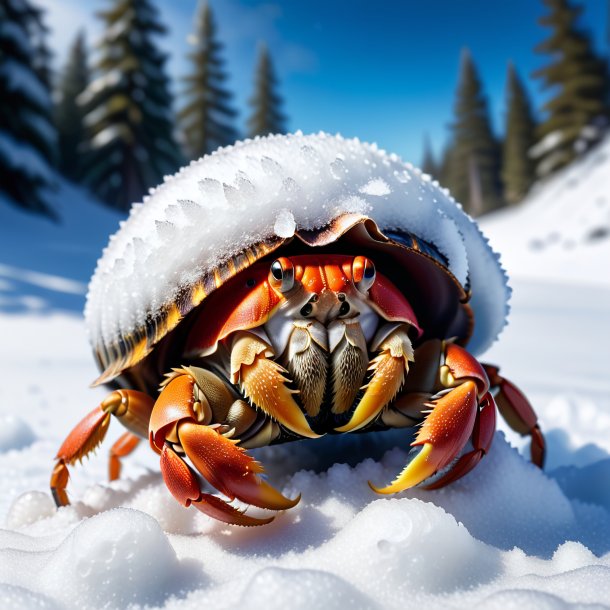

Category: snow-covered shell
[85, 132, 509, 385]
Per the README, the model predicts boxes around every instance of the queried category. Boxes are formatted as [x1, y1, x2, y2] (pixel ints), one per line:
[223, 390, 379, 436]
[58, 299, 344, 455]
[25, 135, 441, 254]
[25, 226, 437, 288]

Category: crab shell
[85, 133, 509, 392]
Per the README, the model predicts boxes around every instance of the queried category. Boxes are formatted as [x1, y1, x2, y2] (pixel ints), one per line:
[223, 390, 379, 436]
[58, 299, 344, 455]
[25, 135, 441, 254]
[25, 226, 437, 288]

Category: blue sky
[43, 0, 608, 165]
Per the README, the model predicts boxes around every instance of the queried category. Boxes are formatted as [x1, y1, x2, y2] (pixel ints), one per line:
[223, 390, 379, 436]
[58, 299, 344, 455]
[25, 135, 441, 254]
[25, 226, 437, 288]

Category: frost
[274, 208, 296, 238]
[359, 177, 391, 196]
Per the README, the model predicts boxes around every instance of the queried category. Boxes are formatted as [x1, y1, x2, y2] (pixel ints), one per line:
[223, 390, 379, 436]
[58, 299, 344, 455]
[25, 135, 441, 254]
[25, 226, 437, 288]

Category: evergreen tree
[446, 49, 503, 216]
[532, 0, 608, 178]
[438, 141, 455, 188]
[179, 1, 238, 159]
[28, 5, 53, 90]
[502, 63, 537, 204]
[81, 0, 183, 211]
[247, 44, 287, 137]
[55, 32, 89, 182]
[420, 134, 438, 178]
[0, 0, 57, 216]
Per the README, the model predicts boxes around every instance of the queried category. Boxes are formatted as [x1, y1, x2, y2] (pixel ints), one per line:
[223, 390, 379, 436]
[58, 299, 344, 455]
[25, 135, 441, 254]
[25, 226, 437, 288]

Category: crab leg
[369, 342, 492, 494]
[51, 390, 153, 506]
[149, 368, 300, 526]
[423, 391, 496, 489]
[109, 432, 141, 481]
[483, 364, 545, 467]
[230, 332, 320, 439]
[335, 326, 414, 433]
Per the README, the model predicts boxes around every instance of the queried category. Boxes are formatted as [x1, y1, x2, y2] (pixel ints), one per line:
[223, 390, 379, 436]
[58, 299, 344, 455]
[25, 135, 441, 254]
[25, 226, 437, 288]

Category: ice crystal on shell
[274, 208, 296, 238]
[85, 132, 509, 357]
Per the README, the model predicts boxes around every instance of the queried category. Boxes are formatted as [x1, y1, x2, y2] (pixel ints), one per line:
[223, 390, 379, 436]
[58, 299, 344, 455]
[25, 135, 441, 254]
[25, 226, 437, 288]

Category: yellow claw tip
[367, 480, 397, 495]
[369, 444, 438, 495]
[283, 492, 302, 510]
[335, 419, 369, 433]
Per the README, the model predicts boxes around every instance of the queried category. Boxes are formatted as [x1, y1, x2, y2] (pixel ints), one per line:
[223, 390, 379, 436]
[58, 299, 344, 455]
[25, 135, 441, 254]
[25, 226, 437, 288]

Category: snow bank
[480, 135, 610, 287]
[86, 132, 509, 357]
[1, 435, 609, 610]
[0, 508, 191, 609]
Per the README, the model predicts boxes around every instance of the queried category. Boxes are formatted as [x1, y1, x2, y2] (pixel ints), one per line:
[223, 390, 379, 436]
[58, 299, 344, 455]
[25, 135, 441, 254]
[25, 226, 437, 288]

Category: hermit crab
[51, 132, 545, 526]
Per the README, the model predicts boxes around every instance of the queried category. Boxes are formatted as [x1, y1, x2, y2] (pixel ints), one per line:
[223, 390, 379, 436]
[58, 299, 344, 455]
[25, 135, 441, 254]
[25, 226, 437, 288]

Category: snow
[1, 135, 609, 609]
[480, 135, 610, 288]
[0, 131, 54, 184]
[0, 20, 32, 57]
[85, 132, 509, 360]
[0, 58, 50, 108]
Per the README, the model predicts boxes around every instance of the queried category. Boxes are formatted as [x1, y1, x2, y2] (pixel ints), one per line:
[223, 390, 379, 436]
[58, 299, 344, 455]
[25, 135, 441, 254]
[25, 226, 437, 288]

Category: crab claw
[150, 369, 299, 526]
[336, 326, 413, 433]
[178, 422, 300, 511]
[369, 380, 479, 494]
[231, 333, 320, 439]
[160, 443, 274, 527]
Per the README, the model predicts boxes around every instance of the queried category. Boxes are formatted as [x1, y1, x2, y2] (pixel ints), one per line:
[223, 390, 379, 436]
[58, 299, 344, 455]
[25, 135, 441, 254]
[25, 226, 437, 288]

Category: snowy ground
[1, 148, 609, 609]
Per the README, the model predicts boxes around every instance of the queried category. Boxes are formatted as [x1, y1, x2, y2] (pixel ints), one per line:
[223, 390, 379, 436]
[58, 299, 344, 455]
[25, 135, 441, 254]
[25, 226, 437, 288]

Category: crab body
[51, 133, 545, 526]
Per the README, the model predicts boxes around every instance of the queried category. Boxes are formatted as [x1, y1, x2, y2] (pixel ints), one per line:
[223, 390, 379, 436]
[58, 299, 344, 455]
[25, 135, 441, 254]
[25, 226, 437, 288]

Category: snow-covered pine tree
[0, 0, 57, 217]
[80, 0, 183, 212]
[27, 2, 53, 91]
[446, 49, 503, 216]
[247, 44, 287, 137]
[420, 134, 438, 179]
[502, 63, 537, 204]
[532, 0, 608, 178]
[55, 32, 89, 182]
[179, 1, 238, 159]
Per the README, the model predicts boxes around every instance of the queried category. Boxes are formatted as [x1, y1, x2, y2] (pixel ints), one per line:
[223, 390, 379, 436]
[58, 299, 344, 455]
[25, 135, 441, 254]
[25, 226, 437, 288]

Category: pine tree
[421, 134, 438, 178]
[438, 141, 455, 188]
[532, 0, 608, 178]
[80, 0, 183, 211]
[446, 49, 503, 216]
[28, 5, 53, 90]
[55, 32, 89, 182]
[0, 0, 57, 216]
[247, 44, 287, 137]
[502, 63, 537, 204]
[179, 1, 238, 159]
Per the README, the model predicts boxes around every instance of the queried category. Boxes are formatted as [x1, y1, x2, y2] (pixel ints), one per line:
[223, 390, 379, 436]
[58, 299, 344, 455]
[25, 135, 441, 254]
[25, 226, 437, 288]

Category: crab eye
[339, 301, 350, 316]
[352, 256, 376, 293]
[268, 257, 295, 293]
[300, 303, 313, 317]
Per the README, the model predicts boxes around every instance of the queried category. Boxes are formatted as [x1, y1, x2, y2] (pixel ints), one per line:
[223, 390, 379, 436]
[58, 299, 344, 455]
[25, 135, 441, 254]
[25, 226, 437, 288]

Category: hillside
[480, 136, 610, 287]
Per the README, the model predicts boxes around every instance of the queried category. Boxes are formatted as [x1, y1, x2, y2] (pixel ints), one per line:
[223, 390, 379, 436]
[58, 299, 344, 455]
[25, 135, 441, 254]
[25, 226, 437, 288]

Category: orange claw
[178, 422, 300, 511]
[370, 380, 479, 494]
[150, 368, 300, 525]
[160, 444, 274, 526]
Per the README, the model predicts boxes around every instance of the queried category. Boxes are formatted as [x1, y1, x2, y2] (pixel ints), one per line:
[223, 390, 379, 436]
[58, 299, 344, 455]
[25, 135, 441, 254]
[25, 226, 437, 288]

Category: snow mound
[85, 132, 509, 357]
[0, 415, 35, 452]
[2, 435, 610, 609]
[0, 508, 190, 609]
